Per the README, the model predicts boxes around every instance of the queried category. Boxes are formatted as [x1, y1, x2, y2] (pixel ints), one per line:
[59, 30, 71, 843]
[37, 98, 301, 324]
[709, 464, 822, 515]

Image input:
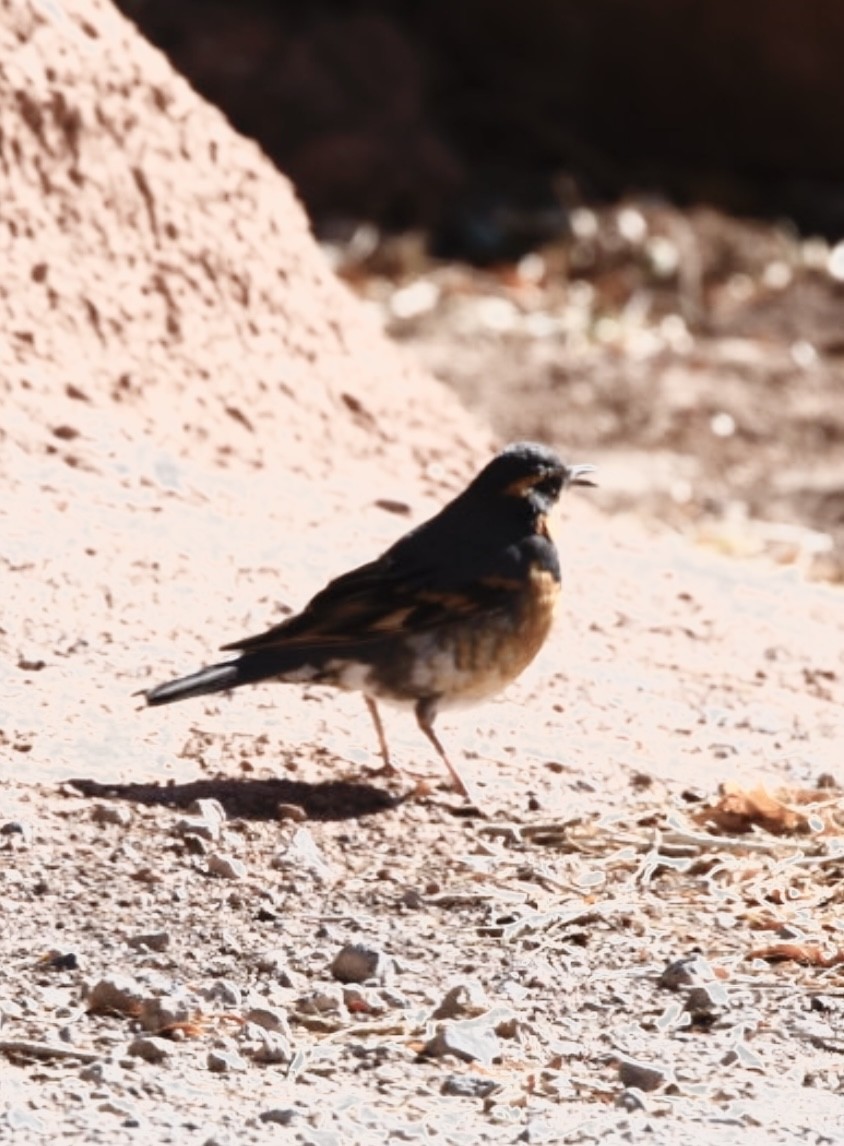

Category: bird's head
[469, 441, 596, 519]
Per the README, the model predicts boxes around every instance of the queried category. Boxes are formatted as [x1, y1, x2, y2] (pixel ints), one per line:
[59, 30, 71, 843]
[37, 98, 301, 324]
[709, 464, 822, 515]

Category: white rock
[207, 852, 247, 880]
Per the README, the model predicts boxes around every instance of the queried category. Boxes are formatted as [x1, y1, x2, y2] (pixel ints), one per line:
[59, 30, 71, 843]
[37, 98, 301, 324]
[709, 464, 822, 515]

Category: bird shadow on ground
[67, 775, 403, 822]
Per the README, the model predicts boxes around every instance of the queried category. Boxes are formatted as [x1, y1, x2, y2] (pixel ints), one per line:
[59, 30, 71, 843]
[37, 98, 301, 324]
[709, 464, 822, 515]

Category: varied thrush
[144, 442, 595, 798]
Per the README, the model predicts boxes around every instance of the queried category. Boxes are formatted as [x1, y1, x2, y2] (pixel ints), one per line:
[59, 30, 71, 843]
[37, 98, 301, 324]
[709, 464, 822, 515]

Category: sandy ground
[2, 2, 844, 1143]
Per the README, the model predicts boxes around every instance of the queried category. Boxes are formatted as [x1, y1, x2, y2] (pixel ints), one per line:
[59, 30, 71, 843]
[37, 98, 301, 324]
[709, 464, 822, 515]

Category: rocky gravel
[3, 764, 844, 1142]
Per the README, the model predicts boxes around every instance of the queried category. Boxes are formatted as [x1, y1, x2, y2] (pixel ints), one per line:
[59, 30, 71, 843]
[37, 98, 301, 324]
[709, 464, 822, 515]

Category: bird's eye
[534, 473, 563, 499]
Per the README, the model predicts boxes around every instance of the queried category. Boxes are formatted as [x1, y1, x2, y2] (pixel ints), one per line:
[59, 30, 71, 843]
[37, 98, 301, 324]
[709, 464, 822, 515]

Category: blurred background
[118, 0, 844, 577]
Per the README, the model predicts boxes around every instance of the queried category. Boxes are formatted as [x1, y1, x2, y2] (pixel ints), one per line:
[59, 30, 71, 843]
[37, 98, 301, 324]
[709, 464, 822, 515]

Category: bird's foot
[405, 770, 486, 814]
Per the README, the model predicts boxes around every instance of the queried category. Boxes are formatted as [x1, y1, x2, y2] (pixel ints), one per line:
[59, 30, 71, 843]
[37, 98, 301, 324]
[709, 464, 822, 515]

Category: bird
[143, 442, 595, 799]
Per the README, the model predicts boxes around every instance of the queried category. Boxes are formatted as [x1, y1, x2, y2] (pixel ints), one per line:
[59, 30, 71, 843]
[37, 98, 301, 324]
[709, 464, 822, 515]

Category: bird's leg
[364, 696, 401, 776]
[414, 697, 473, 799]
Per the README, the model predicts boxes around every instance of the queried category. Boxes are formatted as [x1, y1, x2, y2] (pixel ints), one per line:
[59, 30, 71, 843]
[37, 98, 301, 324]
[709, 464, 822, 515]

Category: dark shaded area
[118, 0, 844, 258]
[68, 775, 401, 821]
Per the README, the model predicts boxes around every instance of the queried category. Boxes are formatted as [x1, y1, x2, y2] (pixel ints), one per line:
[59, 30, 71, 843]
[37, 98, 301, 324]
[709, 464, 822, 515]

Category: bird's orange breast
[490, 563, 560, 683]
[386, 562, 560, 707]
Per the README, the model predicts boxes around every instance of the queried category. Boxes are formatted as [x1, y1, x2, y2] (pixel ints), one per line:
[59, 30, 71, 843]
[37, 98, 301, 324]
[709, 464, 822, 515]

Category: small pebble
[187, 798, 227, 824]
[139, 994, 192, 1033]
[174, 816, 220, 843]
[432, 981, 489, 1020]
[207, 852, 247, 880]
[273, 827, 335, 883]
[127, 931, 170, 953]
[244, 1006, 290, 1035]
[259, 1108, 299, 1126]
[180, 833, 210, 855]
[658, 954, 716, 990]
[202, 979, 243, 1007]
[616, 1057, 669, 1092]
[249, 1030, 292, 1065]
[91, 803, 132, 827]
[296, 988, 344, 1016]
[79, 1059, 124, 1085]
[722, 1041, 765, 1070]
[616, 1087, 648, 1111]
[686, 983, 729, 1020]
[342, 987, 383, 1015]
[1, 820, 34, 846]
[128, 1036, 174, 1063]
[253, 951, 300, 987]
[276, 803, 306, 822]
[423, 1018, 501, 1066]
[441, 1075, 497, 1098]
[379, 987, 409, 1010]
[97, 1099, 140, 1121]
[330, 942, 393, 985]
[87, 975, 146, 1016]
[207, 1048, 248, 1073]
[5, 1108, 45, 1133]
[44, 950, 79, 972]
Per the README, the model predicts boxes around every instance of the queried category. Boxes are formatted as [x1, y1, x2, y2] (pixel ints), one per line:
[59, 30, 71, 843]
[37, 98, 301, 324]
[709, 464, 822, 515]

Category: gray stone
[616, 1088, 648, 1111]
[139, 993, 192, 1033]
[202, 979, 243, 1007]
[441, 1074, 498, 1098]
[250, 1030, 293, 1065]
[244, 1005, 290, 1035]
[330, 942, 393, 985]
[431, 981, 489, 1020]
[207, 1047, 248, 1073]
[616, 1057, 668, 1092]
[91, 803, 132, 827]
[296, 988, 344, 1016]
[79, 1059, 124, 1085]
[128, 1036, 174, 1063]
[423, 1018, 501, 1065]
[659, 954, 717, 990]
[686, 982, 729, 1019]
[187, 798, 227, 825]
[273, 827, 335, 883]
[87, 975, 146, 1016]
[174, 816, 219, 842]
[259, 1108, 299, 1126]
[127, 931, 170, 952]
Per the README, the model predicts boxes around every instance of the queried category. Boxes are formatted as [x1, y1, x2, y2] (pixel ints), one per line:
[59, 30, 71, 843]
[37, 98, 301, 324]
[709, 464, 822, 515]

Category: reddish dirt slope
[0, 0, 482, 479]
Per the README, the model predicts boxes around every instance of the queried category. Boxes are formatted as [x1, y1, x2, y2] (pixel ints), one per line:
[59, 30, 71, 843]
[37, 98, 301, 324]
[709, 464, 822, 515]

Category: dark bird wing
[221, 525, 524, 658]
[144, 540, 534, 707]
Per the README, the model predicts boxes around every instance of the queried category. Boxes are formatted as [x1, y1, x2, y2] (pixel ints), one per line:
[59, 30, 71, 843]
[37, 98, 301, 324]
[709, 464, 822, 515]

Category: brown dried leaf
[693, 782, 842, 836]
[748, 942, 844, 968]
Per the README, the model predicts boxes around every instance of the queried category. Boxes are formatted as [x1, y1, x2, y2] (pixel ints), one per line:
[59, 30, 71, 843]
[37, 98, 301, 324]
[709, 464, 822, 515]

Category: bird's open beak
[566, 463, 597, 488]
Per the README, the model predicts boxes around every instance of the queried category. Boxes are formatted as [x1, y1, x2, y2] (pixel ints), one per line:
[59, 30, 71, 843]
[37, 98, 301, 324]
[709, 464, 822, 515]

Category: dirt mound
[0, 0, 481, 482]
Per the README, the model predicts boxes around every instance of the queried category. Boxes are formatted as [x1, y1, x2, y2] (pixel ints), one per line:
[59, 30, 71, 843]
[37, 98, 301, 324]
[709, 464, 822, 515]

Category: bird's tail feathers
[143, 649, 293, 707]
[143, 662, 240, 706]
